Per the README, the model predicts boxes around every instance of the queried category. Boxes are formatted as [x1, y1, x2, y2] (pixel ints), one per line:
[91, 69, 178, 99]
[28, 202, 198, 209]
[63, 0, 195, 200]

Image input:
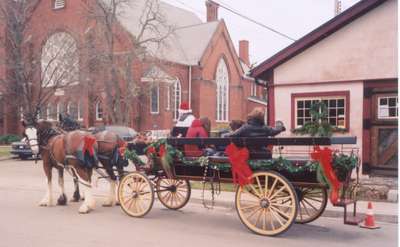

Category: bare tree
[85, 0, 174, 125]
[0, 0, 80, 124]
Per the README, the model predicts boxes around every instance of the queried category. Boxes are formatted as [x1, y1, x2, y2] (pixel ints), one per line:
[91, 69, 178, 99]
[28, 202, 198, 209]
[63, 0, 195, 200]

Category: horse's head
[22, 120, 39, 155]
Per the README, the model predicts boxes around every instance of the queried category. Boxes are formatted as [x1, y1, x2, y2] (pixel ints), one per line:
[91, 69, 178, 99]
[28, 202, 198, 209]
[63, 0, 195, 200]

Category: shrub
[0, 135, 22, 145]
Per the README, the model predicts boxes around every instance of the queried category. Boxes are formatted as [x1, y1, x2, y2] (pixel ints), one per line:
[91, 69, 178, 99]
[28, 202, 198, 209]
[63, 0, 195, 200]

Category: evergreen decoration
[124, 149, 146, 167]
[292, 101, 346, 137]
[124, 139, 358, 184]
[332, 152, 358, 182]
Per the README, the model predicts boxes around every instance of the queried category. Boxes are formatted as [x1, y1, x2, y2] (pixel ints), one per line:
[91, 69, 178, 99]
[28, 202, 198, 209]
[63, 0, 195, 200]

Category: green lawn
[0, 146, 11, 157]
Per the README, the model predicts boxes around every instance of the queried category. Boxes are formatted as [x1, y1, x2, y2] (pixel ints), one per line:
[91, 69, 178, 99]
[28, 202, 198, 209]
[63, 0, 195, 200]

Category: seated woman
[184, 118, 209, 157]
[227, 107, 285, 159]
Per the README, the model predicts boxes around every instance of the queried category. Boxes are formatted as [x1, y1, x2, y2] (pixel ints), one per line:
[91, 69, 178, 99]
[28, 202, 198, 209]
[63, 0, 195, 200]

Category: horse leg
[102, 165, 117, 207]
[115, 167, 124, 206]
[56, 168, 67, 205]
[71, 172, 82, 202]
[39, 160, 54, 206]
[73, 165, 95, 214]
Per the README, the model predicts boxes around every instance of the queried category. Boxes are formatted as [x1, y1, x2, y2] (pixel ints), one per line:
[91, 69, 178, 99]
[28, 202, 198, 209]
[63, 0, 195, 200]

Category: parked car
[11, 138, 34, 160]
[90, 125, 138, 142]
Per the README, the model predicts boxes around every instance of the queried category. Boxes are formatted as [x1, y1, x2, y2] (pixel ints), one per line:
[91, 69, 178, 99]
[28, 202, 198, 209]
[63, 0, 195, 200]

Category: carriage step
[333, 199, 355, 207]
[344, 216, 363, 225]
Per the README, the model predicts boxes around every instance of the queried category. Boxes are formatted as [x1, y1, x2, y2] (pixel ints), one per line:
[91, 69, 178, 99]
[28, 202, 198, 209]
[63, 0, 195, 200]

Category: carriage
[118, 136, 360, 236]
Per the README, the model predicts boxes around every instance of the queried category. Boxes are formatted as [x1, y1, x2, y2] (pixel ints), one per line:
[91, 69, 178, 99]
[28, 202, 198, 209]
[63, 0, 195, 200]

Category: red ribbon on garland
[83, 135, 96, 156]
[311, 146, 340, 204]
[225, 143, 253, 186]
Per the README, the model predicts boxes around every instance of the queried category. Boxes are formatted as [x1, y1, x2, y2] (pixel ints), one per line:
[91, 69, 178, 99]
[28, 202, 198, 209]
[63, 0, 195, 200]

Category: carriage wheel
[295, 186, 328, 224]
[235, 171, 298, 236]
[118, 172, 155, 217]
[156, 179, 191, 210]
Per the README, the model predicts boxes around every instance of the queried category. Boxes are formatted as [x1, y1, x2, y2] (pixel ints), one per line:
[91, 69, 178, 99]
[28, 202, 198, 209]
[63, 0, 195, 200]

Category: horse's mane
[37, 120, 56, 130]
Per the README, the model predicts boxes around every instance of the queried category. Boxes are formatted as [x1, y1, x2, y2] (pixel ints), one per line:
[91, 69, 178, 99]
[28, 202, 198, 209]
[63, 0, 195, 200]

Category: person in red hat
[175, 102, 195, 127]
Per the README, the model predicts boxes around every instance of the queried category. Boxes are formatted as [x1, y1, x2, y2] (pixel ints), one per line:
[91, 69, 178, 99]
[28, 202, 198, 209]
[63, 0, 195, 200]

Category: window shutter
[54, 0, 65, 9]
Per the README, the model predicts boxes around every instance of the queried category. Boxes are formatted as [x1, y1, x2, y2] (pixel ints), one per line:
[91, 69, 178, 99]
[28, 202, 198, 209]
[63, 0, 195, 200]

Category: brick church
[0, 0, 266, 135]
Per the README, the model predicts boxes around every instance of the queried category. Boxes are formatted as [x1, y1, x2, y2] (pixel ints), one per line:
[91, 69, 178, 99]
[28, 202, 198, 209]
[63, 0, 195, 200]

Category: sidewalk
[189, 189, 398, 224]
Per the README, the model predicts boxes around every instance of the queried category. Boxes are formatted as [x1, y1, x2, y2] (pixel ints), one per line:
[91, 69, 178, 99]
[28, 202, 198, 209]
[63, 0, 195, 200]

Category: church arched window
[41, 32, 79, 87]
[216, 58, 229, 122]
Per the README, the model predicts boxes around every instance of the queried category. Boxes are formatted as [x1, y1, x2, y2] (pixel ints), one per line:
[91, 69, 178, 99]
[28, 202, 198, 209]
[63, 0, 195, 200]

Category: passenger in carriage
[171, 102, 195, 137]
[184, 118, 209, 156]
[227, 107, 286, 159]
[221, 119, 245, 137]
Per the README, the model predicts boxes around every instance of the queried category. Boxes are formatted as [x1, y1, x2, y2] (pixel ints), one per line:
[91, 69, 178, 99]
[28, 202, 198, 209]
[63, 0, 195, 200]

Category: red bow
[83, 136, 96, 156]
[225, 143, 253, 186]
[311, 146, 340, 204]
[117, 140, 127, 157]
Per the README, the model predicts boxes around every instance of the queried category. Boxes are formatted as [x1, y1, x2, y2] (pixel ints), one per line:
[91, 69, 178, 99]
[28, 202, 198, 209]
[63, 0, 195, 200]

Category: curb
[188, 197, 398, 224]
[0, 156, 14, 161]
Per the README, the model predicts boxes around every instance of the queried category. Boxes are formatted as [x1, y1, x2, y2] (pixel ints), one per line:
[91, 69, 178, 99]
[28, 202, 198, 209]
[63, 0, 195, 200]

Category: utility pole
[334, 0, 342, 16]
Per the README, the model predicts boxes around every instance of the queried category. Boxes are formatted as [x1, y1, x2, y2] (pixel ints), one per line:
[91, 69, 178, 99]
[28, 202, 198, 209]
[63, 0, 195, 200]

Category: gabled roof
[250, 0, 387, 79]
[111, 0, 220, 66]
[157, 21, 220, 65]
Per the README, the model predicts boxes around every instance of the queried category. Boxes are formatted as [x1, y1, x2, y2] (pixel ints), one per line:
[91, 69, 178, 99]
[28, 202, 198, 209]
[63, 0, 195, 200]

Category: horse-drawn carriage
[120, 136, 361, 236]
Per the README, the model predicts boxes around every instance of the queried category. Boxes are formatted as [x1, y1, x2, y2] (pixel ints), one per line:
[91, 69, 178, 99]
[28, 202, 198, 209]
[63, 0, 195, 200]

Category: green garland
[124, 149, 146, 167]
[124, 139, 358, 182]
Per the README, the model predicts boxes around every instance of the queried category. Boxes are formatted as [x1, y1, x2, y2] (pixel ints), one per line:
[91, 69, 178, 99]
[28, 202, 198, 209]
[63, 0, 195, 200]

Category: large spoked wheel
[235, 171, 298, 236]
[118, 172, 155, 217]
[156, 178, 191, 210]
[295, 186, 328, 224]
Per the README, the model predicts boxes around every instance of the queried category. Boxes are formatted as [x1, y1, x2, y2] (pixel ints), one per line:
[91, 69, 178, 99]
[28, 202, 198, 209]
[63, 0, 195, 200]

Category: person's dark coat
[227, 118, 285, 159]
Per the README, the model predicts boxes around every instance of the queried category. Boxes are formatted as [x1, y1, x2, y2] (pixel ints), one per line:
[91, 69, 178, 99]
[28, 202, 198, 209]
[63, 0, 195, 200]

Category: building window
[67, 101, 78, 119]
[294, 96, 347, 129]
[173, 79, 181, 120]
[377, 96, 398, 119]
[56, 102, 64, 118]
[38, 106, 46, 120]
[77, 101, 84, 121]
[41, 32, 79, 87]
[216, 58, 229, 122]
[150, 86, 159, 114]
[250, 83, 257, 97]
[96, 101, 103, 120]
[47, 103, 57, 120]
[54, 0, 65, 10]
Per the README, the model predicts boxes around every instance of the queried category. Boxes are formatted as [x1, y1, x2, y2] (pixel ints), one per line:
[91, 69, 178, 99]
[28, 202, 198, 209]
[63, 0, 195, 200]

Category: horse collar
[38, 128, 60, 148]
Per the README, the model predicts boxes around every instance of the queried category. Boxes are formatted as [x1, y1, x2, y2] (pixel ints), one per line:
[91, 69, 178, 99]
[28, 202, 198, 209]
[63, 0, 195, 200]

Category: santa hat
[178, 102, 192, 114]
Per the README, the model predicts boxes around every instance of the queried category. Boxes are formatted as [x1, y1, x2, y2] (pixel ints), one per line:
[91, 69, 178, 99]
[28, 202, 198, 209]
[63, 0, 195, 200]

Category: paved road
[0, 159, 397, 247]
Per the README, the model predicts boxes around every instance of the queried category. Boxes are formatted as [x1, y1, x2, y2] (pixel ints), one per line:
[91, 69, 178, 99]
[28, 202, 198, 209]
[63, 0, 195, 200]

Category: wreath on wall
[292, 101, 346, 137]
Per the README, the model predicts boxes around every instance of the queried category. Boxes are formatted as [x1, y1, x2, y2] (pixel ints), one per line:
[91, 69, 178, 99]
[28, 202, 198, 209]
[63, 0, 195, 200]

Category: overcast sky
[162, 0, 360, 65]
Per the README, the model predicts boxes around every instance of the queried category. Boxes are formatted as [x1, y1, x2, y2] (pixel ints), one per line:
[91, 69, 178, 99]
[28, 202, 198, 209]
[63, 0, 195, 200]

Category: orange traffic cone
[360, 202, 380, 229]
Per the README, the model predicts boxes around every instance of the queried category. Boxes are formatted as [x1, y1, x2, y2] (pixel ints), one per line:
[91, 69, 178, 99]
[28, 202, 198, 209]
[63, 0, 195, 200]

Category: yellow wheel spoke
[269, 186, 288, 201]
[302, 198, 319, 211]
[268, 178, 278, 197]
[270, 205, 290, 220]
[255, 176, 263, 196]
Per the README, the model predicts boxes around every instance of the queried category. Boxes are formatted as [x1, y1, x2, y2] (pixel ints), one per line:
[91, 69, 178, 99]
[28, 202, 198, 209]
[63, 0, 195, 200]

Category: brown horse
[23, 120, 98, 214]
[58, 114, 127, 207]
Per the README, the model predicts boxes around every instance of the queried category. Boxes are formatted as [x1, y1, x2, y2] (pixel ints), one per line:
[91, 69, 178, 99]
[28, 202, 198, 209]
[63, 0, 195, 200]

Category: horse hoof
[115, 201, 120, 206]
[57, 194, 67, 206]
[72, 191, 81, 202]
[78, 204, 91, 214]
[39, 201, 54, 207]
